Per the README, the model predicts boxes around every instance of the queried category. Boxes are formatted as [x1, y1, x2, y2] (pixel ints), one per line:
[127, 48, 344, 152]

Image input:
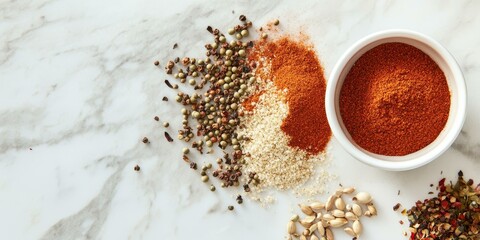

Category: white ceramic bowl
[325, 29, 467, 171]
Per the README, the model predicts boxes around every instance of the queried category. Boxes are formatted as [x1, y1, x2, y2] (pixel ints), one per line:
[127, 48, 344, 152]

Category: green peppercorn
[235, 33, 242, 40]
[189, 79, 196, 86]
[201, 175, 209, 182]
[181, 108, 187, 115]
[221, 133, 228, 140]
[238, 49, 246, 57]
[206, 140, 213, 147]
[240, 29, 249, 37]
[274, 19, 280, 25]
[228, 28, 235, 35]
[210, 185, 216, 191]
[182, 147, 189, 154]
[163, 122, 169, 127]
[219, 36, 226, 42]
[226, 49, 233, 56]
[262, 33, 268, 39]
[192, 111, 200, 119]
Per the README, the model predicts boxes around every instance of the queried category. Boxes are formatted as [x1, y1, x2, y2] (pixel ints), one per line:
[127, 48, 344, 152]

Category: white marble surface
[1, 0, 480, 239]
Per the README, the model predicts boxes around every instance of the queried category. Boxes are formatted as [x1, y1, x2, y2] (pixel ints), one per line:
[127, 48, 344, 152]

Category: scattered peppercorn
[142, 137, 149, 144]
[162, 96, 168, 101]
[274, 19, 279, 25]
[134, 165, 140, 171]
[400, 171, 480, 239]
[393, 203, 401, 211]
[154, 116, 159, 121]
[210, 185, 216, 191]
[201, 175, 209, 182]
[163, 122, 169, 127]
[189, 162, 197, 170]
[173, 43, 178, 49]
[228, 205, 234, 211]
[164, 132, 174, 142]
[239, 15, 246, 21]
[243, 184, 251, 192]
[154, 60, 159, 66]
[164, 79, 174, 89]
[236, 195, 243, 204]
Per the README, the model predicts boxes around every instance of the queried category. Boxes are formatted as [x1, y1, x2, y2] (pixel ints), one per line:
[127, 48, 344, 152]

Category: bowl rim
[325, 29, 467, 171]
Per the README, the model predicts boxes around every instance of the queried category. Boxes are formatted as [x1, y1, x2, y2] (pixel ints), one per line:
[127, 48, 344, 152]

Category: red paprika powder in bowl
[325, 30, 466, 171]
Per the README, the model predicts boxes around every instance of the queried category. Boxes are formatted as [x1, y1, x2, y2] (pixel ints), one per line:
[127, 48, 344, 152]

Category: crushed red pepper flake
[400, 171, 480, 239]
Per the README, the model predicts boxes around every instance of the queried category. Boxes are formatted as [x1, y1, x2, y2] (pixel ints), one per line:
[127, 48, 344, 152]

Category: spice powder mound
[340, 42, 451, 156]
[249, 37, 332, 155]
[239, 82, 327, 192]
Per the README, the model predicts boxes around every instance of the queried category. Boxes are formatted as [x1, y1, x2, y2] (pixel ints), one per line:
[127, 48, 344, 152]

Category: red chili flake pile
[400, 171, 480, 239]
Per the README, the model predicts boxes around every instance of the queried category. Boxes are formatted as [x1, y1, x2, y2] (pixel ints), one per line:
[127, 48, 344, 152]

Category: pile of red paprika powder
[339, 42, 451, 156]
[249, 37, 332, 155]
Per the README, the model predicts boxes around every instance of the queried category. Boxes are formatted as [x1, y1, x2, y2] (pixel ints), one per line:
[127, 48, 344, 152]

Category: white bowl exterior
[326, 29, 467, 171]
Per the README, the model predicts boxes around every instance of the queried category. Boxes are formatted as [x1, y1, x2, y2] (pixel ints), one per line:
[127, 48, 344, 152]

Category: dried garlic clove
[352, 204, 362, 217]
[325, 195, 337, 211]
[300, 235, 307, 240]
[344, 227, 356, 237]
[300, 204, 315, 216]
[335, 198, 346, 210]
[328, 218, 348, 228]
[317, 223, 325, 236]
[353, 192, 372, 204]
[342, 187, 355, 194]
[345, 212, 358, 221]
[326, 228, 334, 240]
[353, 220, 363, 235]
[322, 214, 335, 221]
[300, 220, 313, 228]
[310, 202, 325, 213]
[304, 215, 316, 223]
[287, 221, 296, 234]
[367, 204, 377, 216]
[331, 209, 345, 218]
[291, 214, 300, 222]
[311, 234, 319, 240]
[364, 210, 372, 217]
[309, 223, 318, 234]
